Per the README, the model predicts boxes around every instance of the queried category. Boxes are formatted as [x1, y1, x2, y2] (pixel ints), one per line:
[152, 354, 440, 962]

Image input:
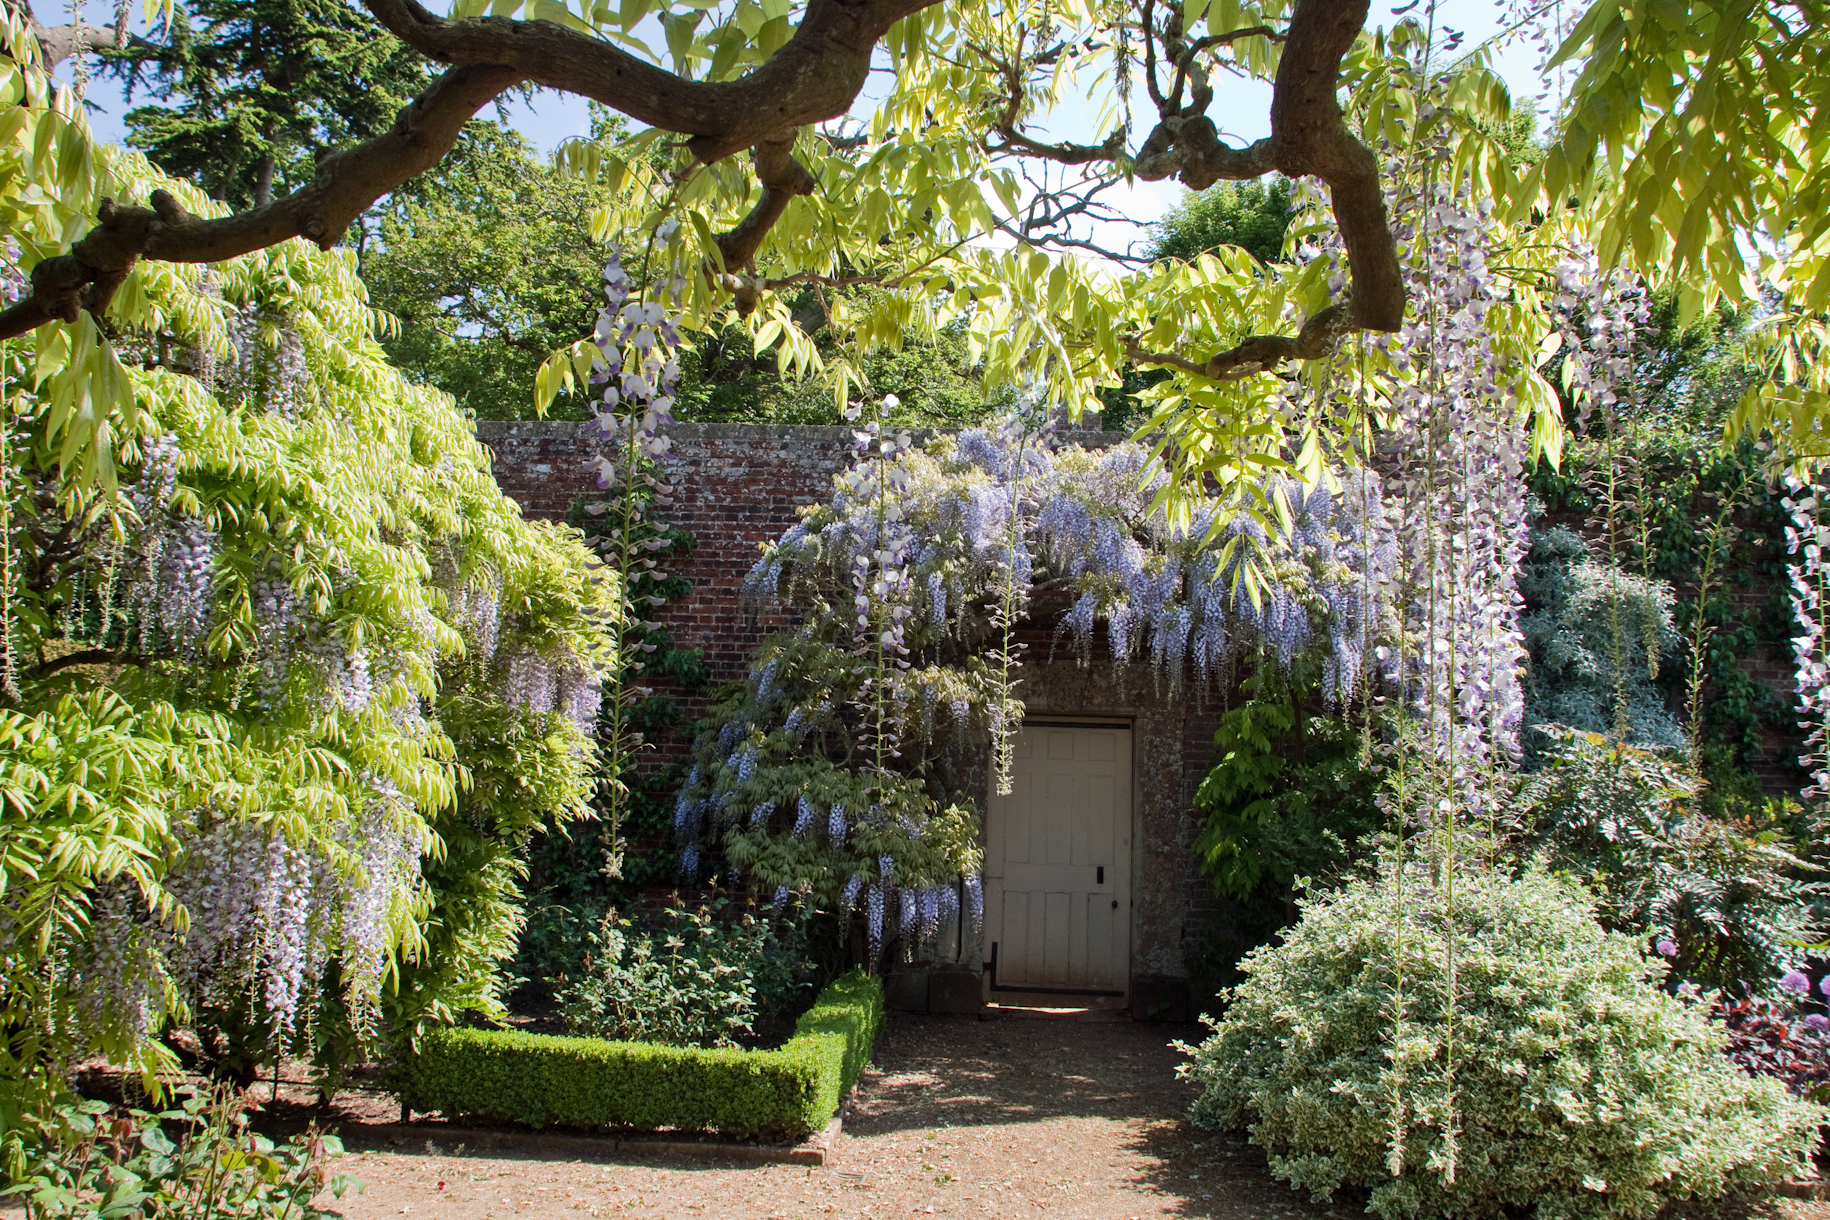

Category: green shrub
[1518, 525, 1683, 761]
[1190, 676, 1386, 996]
[1183, 859, 1824, 1220]
[1519, 729, 1826, 993]
[554, 899, 815, 1047]
[397, 970, 882, 1141]
[0, 1088, 352, 1219]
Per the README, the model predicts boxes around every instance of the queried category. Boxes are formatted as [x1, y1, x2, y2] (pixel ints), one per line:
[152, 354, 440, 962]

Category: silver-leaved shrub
[1182, 860, 1824, 1220]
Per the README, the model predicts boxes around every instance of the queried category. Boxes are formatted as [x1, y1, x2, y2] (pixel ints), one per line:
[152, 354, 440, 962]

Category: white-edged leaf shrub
[1182, 860, 1824, 1220]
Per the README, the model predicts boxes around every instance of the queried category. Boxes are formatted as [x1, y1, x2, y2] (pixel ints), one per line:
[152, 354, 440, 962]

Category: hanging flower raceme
[63, 434, 227, 663]
[572, 233, 687, 876]
[219, 302, 315, 421]
[1784, 476, 1830, 813]
[1370, 168, 1534, 821]
[158, 786, 425, 1041]
[678, 414, 1403, 954]
[1548, 243, 1651, 432]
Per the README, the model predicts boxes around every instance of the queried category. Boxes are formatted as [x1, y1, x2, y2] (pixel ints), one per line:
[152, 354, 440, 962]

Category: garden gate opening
[984, 721, 1134, 1003]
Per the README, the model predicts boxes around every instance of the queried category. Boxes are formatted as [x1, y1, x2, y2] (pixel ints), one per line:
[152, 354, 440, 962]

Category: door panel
[985, 723, 1132, 995]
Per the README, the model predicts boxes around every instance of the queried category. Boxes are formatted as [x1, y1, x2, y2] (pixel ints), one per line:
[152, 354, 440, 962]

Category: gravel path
[7, 1013, 1819, 1220]
[320, 1013, 1362, 1220]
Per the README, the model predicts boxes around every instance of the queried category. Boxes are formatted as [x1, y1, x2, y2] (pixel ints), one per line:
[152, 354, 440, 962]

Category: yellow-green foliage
[0, 29, 616, 1102]
[399, 970, 883, 1140]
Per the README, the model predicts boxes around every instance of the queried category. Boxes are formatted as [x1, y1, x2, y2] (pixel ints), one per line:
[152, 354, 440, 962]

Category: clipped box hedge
[396, 969, 884, 1141]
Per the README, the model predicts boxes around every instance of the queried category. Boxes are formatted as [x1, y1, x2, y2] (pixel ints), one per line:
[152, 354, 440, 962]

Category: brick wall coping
[473, 419, 1133, 449]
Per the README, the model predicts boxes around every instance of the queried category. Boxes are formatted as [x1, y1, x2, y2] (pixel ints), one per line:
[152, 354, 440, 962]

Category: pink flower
[1779, 971, 1811, 995]
[1655, 939, 1676, 957]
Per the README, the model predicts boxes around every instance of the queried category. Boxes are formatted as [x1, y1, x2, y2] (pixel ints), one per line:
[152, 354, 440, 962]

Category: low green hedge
[396, 970, 883, 1141]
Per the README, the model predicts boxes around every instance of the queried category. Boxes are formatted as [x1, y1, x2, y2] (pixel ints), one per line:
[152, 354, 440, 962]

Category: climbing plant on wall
[669, 405, 1415, 961]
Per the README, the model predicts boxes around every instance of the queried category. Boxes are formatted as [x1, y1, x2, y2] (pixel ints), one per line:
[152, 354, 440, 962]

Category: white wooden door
[985, 722, 1132, 996]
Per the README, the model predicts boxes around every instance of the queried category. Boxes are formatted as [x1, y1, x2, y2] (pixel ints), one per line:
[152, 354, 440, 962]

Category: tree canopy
[0, 0, 1445, 465]
[101, 0, 429, 207]
[1147, 179, 1296, 266]
[0, 0, 1824, 493]
[0, 37, 618, 1104]
[360, 119, 614, 419]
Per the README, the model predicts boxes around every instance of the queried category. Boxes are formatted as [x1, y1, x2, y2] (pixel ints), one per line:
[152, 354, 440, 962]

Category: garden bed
[395, 969, 882, 1142]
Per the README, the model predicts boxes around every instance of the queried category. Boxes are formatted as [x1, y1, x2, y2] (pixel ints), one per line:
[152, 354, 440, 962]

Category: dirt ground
[5, 1011, 1823, 1220]
[305, 1012, 1830, 1220]
[318, 1011, 1358, 1220]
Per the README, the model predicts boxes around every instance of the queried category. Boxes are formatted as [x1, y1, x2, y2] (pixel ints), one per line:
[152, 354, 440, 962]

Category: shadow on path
[844, 1011, 1362, 1218]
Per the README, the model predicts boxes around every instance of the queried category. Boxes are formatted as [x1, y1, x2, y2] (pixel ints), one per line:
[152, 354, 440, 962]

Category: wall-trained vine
[668, 403, 1408, 960]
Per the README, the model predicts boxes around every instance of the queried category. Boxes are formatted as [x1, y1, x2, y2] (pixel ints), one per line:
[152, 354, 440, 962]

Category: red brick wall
[477, 421, 1134, 758]
[477, 421, 1218, 1002]
[480, 422, 912, 757]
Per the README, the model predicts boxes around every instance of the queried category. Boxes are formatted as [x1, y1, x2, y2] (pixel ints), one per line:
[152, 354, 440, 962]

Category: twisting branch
[0, 62, 522, 339]
[1128, 0, 1401, 378]
[996, 163, 1153, 263]
[0, 0, 942, 338]
[359, 0, 934, 163]
[986, 125, 1128, 164]
[35, 20, 124, 64]
[6, 0, 138, 67]
[981, 0, 1397, 378]
[1125, 304, 1352, 381]
[1185, 24, 1285, 55]
[38, 648, 138, 676]
[718, 135, 819, 315]
[977, 32, 1126, 164]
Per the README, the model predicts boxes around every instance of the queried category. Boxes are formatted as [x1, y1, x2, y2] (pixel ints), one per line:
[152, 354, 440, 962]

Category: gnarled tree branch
[718, 134, 819, 315]
[37, 647, 140, 676]
[985, 0, 1398, 379]
[986, 125, 1128, 165]
[1128, 0, 1401, 378]
[0, 62, 522, 339]
[2, 0, 1394, 383]
[6, 0, 136, 67]
[2, 0, 943, 338]
[360, 0, 932, 163]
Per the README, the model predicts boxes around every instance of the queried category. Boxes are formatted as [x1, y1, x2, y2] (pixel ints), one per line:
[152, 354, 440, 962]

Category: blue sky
[64, 0, 1552, 243]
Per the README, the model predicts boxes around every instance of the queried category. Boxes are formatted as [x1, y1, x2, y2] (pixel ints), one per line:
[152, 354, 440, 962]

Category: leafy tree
[101, 0, 427, 207]
[1146, 178, 1295, 265]
[1517, 525, 1683, 761]
[678, 292, 1010, 427]
[3, 0, 1504, 504]
[7, 0, 1822, 487]
[361, 119, 614, 420]
[1528, 0, 1830, 454]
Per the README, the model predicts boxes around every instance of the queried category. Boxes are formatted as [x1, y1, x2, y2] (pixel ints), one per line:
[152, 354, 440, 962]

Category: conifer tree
[102, 0, 427, 207]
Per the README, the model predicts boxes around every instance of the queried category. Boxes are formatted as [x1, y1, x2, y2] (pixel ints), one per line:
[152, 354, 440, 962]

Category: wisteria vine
[575, 228, 687, 877]
[672, 405, 1411, 963]
[1784, 477, 1830, 813]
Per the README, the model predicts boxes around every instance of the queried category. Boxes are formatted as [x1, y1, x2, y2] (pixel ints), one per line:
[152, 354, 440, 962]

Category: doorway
[983, 720, 1133, 999]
